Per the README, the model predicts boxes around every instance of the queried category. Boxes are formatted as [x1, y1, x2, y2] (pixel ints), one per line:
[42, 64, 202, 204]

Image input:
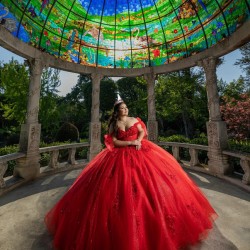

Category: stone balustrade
[158, 142, 250, 186]
[39, 142, 89, 169]
[222, 150, 250, 185]
[0, 142, 90, 195]
[0, 152, 26, 188]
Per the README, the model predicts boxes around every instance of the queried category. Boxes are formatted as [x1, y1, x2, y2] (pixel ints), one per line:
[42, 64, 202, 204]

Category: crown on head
[114, 99, 124, 107]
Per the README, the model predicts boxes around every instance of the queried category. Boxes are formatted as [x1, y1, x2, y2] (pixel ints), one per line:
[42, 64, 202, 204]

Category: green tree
[235, 43, 250, 83]
[116, 77, 147, 120]
[63, 75, 91, 138]
[39, 68, 62, 139]
[64, 75, 117, 137]
[0, 59, 29, 125]
[156, 68, 207, 138]
[218, 76, 248, 100]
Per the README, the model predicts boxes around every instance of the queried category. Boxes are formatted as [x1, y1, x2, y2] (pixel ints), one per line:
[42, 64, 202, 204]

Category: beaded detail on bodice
[117, 122, 140, 141]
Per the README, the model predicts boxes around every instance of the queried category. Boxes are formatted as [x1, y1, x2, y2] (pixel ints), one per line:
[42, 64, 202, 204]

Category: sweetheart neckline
[118, 121, 140, 132]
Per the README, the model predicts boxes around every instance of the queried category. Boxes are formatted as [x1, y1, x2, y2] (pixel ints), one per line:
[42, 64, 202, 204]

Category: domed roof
[0, 0, 249, 69]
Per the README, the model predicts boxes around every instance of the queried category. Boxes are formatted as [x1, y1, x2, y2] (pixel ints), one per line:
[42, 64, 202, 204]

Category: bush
[56, 122, 79, 142]
[158, 135, 189, 143]
[40, 153, 50, 166]
[229, 139, 250, 153]
[158, 134, 250, 153]
[0, 145, 18, 177]
[158, 134, 249, 172]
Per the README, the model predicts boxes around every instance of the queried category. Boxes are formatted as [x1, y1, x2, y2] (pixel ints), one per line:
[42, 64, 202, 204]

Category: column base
[15, 123, 41, 180]
[206, 121, 232, 175]
[207, 149, 232, 175]
[14, 154, 40, 180]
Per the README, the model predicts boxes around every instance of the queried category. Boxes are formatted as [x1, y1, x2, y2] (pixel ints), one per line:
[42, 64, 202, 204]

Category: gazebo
[0, 1, 250, 248]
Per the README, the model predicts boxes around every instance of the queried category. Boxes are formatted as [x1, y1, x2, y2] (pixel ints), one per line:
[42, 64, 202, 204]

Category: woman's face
[118, 103, 128, 117]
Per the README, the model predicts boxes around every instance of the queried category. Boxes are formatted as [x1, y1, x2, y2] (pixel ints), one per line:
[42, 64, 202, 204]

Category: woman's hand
[130, 139, 142, 150]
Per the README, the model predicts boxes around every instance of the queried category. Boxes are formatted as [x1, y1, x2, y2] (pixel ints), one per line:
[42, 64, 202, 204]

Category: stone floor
[0, 169, 249, 250]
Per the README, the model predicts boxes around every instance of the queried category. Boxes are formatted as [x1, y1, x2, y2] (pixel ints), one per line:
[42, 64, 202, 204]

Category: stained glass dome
[0, 0, 249, 69]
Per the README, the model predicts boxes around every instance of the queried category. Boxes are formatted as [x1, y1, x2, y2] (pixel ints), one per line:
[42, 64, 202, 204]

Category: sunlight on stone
[63, 170, 82, 180]
[189, 172, 210, 183]
[41, 175, 57, 185]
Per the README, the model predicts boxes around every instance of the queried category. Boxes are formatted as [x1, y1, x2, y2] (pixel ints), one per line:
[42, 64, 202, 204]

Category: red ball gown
[45, 118, 217, 250]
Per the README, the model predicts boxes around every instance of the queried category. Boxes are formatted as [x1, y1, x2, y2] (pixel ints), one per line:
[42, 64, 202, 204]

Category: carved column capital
[197, 57, 219, 72]
[91, 72, 104, 83]
[25, 58, 45, 76]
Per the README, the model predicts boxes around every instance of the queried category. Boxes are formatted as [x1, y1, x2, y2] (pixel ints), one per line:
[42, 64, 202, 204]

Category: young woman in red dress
[45, 100, 217, 250]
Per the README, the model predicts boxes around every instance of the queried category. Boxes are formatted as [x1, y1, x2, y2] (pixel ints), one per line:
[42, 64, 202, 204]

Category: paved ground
[0, 169, 249, 250]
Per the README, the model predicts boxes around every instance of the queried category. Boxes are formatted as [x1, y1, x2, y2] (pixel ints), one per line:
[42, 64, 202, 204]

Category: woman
[45, 100, 217, 250]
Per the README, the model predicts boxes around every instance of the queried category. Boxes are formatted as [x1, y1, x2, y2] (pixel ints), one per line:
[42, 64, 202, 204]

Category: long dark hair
[108, 101, 124, 135]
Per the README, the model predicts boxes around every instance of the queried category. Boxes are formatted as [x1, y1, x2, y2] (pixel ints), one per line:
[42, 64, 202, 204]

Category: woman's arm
[137, 123, 144, 142]
[112, 137, 140, 147]
[134, 123, 144, 150]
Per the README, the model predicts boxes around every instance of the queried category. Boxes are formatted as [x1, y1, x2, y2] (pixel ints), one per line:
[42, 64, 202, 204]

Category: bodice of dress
[117, 122, 140, 141]
[104, 118, 148, 151]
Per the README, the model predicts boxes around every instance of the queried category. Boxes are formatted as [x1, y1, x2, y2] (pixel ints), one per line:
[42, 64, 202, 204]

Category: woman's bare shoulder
[128, 117, 138, 122]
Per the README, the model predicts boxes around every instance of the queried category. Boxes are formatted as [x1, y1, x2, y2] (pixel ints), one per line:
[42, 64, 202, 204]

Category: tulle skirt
[45, 140, 217, 250]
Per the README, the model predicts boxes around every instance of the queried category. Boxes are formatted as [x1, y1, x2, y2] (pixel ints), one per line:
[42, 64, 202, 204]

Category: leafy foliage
[220, 94, 250, 140]
[39, 68, 62, 139]
[156, 68, 208, 138]
[64, 75, 118, 137]
[0, 59, 29, 125]
[56, 122, 80, 142]
[235, 42, 250, 83]
[116, 77, 147, 120]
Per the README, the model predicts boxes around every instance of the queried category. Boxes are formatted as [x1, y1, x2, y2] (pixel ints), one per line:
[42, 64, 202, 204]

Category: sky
[0, 46, 245, 96]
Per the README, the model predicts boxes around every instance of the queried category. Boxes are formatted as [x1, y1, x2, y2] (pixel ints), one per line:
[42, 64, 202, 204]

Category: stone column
[198, 57, 231, 175]
[15, 58, 44, 180]
[89, 72, 103, 160]
[144, 72, 158, 142]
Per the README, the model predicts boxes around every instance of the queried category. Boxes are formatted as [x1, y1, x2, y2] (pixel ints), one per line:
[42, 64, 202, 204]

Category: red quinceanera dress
[45, 118, 217, 250]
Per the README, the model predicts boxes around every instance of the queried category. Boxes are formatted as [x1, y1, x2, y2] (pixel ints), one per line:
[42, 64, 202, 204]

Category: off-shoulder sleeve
[136, 117, 148, 139]
[104, 134, 115, 151]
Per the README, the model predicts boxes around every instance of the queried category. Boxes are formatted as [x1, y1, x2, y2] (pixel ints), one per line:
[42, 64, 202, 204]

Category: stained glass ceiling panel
[0, 0, 249, 68]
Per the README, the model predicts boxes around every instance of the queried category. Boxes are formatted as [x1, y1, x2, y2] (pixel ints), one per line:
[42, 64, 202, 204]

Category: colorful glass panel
[0, 0, 249, 68]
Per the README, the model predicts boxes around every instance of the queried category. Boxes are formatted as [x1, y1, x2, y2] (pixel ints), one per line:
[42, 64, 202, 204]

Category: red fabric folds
[45, 119, 217, 250]
[104, 134, 114, 151]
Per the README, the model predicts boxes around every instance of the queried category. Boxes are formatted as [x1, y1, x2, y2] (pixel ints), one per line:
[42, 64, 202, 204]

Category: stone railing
[0, 152, 26, 188]
[0, 142, 90, 195]
[39, 142, 89, 171]
[222, 150, 250, 185]
[158, 142, 250, 186]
